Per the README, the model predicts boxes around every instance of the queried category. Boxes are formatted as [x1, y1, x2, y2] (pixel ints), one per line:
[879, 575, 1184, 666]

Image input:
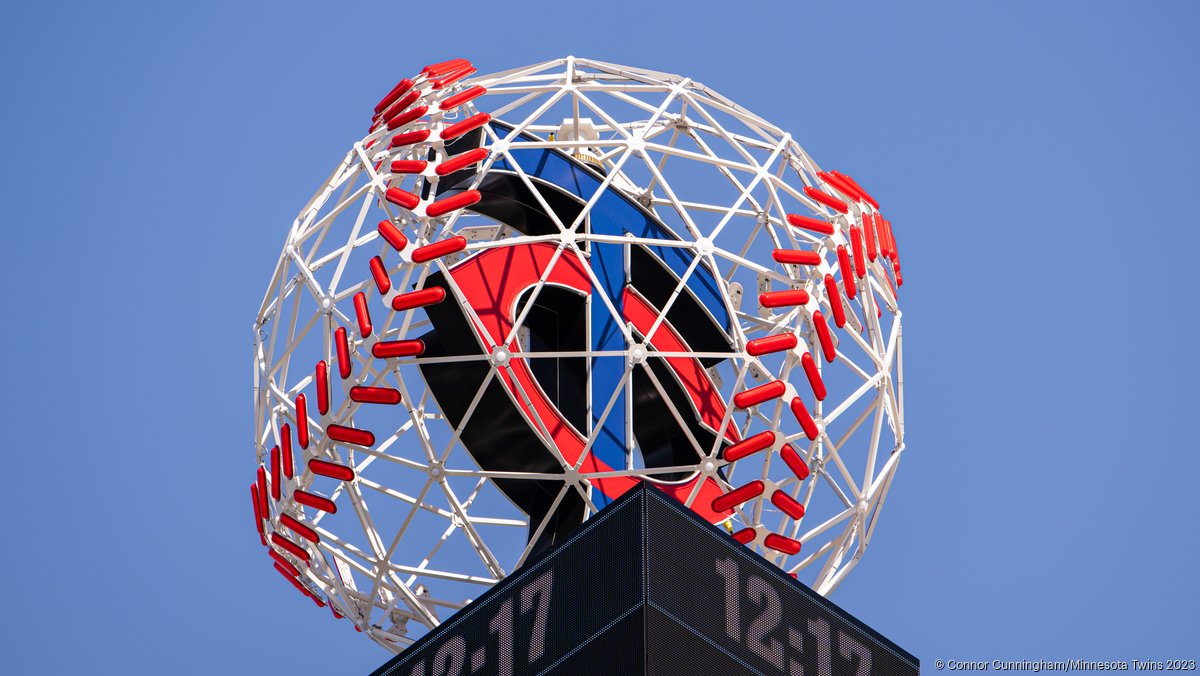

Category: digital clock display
[372, 485, 917, 676]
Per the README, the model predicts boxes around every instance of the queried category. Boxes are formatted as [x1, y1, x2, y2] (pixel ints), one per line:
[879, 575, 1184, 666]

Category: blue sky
[1, 1, 1196, 673]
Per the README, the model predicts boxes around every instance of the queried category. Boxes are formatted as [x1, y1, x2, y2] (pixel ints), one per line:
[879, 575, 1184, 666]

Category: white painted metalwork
[252, 56, 906, 652]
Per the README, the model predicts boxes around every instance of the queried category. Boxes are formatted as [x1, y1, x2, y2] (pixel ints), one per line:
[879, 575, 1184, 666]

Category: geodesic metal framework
[251, 56, 907, 652]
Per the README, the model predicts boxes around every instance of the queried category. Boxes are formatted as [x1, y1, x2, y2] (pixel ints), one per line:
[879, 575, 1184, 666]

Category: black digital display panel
[372, 485, 918, 676]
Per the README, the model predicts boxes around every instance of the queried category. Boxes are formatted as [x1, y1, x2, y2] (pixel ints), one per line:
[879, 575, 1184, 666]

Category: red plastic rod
[764, 533, 801, 555]
[326, 424, 375, 447]
[724, 431, 777, 462]
[275, 563, 303, 589]
[850, 227, 866, 279]
[349, 386, 401, 405]
[880, 218, 896, 260]
[780, 443, 810, 481]
[385, 187, 420, 210]
[759, 289, 809, 308]
[426, 190, 481, 218]
[786, 213, 834, 235]
[389, 129, 431, 149]
[440, 113, 491, 141]
[426, 59, 470, 76]
[257, 466, 269, 513]
[281, 423, 293, 478]
[250, 483, 266, 544]
[800, 352, 826, 401]
[392, 287, 446, 311]
[894, 261, 904, 287]
[250, 482, 262, 522]
[436, 147, 490, 176]
[827, 171, 866, 201]
[832, 171, 879, 209]
[369, 256, 391, 295]
[823, 275, 846, 328]
[295, 394, 309, 449]
[270, 549, 301, 577]
[270, 446, 282, 500]
[375, 78, 415, 114]
[439, 85, 486, 111]
[335, 327, 351, 379]
[791, 397, 820, 440]
[294, 490, 337, 514]
[813, 171, 846, 195]
[434, 65, 475, 89]
[390, 159, 427, 174]
[377, 220, 408, 251]
[423, 58, 471, 76]
[386, 105, 428, 131]
[711, 480, 765, 512]
[381, 90, 420, 124]
[731, 528, 756, 545]
[271, 533, 310, 562]
[353, 292, 372, 337]
[412, 236, 467, 262]
[734, 380, 786, 408]
[310, 459, 356, 482]
[875, 215, 890, 259]
[817, 171, 863, 203]
[771, 489, 806, 520]
[863, 212, 878, 261]
[772, 249, 822, 266]
[279, 513, 319, 543]
[315, 361, 330, 414]
[372, 339, 425, 358]
[836, 245, 856, 299]
[812, 311, 835, 362]
[804, 186, 848, 214]
[746, 333, 798, 356]
[433, 66, 476, 89]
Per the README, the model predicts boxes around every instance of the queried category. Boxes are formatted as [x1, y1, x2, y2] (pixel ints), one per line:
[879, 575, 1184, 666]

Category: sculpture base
[371, 484, 918, 676]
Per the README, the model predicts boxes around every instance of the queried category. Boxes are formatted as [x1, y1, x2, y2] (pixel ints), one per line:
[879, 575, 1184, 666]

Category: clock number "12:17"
[412, 568, 554, 676]
[715, 558, 872, 676]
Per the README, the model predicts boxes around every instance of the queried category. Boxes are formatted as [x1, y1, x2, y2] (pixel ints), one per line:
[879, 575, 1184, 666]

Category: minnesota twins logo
[419, 122, 738, 553]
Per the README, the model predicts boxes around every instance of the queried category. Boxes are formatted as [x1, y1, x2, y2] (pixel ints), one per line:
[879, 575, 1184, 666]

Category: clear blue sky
[1, 1, 1196, 673]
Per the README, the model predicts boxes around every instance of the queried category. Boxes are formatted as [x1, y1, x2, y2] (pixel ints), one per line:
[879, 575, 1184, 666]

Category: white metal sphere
[251, 56, 906, 652]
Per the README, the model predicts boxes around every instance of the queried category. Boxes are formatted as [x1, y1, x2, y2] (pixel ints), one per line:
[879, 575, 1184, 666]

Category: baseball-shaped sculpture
[250, 56, 907, 652]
